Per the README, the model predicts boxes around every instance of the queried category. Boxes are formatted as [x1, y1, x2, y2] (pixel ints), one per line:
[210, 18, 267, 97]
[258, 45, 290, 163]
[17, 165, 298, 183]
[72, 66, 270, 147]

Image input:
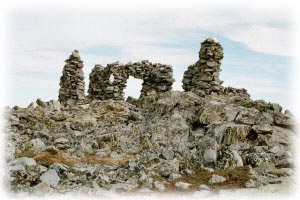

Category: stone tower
[182, 37, 224, 96]
[58, 50, 85, 105]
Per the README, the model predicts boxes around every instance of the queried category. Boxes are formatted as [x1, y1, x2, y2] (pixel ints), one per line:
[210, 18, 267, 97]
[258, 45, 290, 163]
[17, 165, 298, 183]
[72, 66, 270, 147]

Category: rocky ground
[3, 91, 297, 196]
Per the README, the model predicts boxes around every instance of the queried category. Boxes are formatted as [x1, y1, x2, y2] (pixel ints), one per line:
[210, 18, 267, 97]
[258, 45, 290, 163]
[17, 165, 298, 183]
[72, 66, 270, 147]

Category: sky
[3, 3, 297, 115]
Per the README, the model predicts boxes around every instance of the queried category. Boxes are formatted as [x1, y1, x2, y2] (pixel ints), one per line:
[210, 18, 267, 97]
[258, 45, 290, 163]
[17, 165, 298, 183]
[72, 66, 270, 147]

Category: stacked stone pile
[58, 50, 85, 105]
[182, 37, 224, 96]
[88, 60, 174, 100]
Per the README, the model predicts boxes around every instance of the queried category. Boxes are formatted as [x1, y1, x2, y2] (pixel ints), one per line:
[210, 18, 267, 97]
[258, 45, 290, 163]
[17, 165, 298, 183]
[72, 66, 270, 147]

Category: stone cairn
[58, 50, 85, 105]
[182, 37, 224, 96]
[88, 60, 174, 100]
[182, 37, 250, 97]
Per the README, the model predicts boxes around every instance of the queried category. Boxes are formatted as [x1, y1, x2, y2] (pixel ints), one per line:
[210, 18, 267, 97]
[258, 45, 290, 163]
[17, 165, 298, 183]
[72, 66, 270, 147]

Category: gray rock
[208, 174, 227, 184]
[153, 181, 165, 191]
[32, 182, 51, 195]
[274, 114, 295, 129]
[198, 184, 211, 191]
[271, 103, 282, 113]
[9, 115, 20, 126]
[10, 157, 37, 166]
[245, 179, 260, 188]
[204, 149, 217, 163]
[222, 124, 251, 145]
[158, 158, 180, 177]
[29, 138, 46, 153]
[48, 100, 61, 112]
[174, 181, 191, 190]
[8, 164, 26, 172]
[168, 173, 182, 181]
[54, 137, 69, 144]
[270, 168, 294, 177]
[50, 163, 69, 172]
[40, 169, 60, 188]
[72, 50, 80, 58]
[232, 150, 243, 167]
[78, 104, 90, 109]
[252, 124, 273, 135]
[162, 148, 174, 160]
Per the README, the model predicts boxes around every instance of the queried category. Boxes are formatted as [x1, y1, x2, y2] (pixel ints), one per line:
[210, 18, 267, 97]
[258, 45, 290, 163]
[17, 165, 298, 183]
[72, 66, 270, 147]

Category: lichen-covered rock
[222, 124, 251, 145]
[203, 149, 217, 163]
[40, 169, 60, 188]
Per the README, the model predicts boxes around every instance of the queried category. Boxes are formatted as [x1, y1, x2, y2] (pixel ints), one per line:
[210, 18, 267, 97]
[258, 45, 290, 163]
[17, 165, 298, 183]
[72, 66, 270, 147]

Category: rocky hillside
[4, 90, 296, 195]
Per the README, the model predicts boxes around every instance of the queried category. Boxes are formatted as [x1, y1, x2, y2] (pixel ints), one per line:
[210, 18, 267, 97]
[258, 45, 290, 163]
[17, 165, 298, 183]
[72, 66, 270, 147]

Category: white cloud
[224, 76, 293, 99]
[225, 25, 293, 56]
[8, 6, 294, 57]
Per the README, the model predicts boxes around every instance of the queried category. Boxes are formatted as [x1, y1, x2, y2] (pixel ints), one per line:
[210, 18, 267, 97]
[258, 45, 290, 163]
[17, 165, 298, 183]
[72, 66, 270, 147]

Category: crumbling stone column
[182, 37, 224, 96]
[87, 64, 106, 100]
[58, 50, 85, 105]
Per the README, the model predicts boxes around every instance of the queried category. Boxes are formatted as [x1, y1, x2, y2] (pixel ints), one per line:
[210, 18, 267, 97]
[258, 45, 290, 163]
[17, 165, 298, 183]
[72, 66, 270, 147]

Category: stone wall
[182, 37, 224, 96]
[88, 60, 175, 100]
[58, 50, 85, 105]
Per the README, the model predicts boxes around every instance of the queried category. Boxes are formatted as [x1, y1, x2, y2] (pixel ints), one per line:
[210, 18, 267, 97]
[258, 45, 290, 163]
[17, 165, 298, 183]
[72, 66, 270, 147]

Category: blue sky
[5, 5, 296, 114]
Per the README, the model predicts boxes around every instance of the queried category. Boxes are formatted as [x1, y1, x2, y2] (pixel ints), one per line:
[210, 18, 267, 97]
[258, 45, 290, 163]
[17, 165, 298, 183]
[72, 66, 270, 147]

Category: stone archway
[88, 60, 175, 100]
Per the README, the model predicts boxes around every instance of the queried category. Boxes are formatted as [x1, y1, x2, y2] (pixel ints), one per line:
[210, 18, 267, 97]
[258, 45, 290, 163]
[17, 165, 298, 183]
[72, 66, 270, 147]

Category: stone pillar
[58, 50, 85, 105]
[182, 37, 224, 96]
[88, 64, 105, 100]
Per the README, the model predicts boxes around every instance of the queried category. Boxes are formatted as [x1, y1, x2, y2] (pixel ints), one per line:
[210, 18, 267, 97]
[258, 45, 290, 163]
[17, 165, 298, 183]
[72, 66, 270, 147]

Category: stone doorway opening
[124, 76, 143, 100]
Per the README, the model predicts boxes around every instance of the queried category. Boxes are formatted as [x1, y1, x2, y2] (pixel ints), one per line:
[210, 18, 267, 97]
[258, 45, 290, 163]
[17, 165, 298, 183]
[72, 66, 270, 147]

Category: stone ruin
[58, 37, 249, 105]
[182, 37, 249, 97]
[88, 61, 174, 100]
[182, 37, 224, 96]
[58, 50, 85, 105]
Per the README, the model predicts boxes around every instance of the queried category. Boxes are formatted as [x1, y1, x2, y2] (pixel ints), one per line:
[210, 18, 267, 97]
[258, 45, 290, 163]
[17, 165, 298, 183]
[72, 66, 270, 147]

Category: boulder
[203, 149, 217, 163]
[222, 124, 251, 145]
[208, 174, 227, 184]
[174, 181, 191, 191]
[40, 169, 60, 188]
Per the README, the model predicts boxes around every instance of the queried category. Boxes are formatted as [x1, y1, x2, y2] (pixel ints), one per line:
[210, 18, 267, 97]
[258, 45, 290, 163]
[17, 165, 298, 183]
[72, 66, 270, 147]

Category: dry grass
[102, 105, 125, 114]
[154, 166, 251, 192]
[16, 145, 36, 158]
[33, 149, 131, 167]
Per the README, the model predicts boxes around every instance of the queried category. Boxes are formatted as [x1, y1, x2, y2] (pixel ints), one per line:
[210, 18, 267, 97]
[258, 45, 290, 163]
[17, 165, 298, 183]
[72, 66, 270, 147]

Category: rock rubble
[4, 37, 297, 195]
